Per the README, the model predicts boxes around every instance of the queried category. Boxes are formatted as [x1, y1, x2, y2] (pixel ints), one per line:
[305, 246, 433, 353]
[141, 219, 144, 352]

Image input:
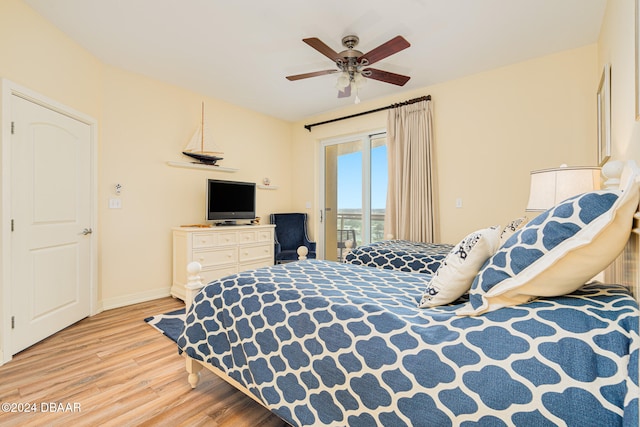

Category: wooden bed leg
[184, 262, 206, 389]
[185, 356, 203, 389]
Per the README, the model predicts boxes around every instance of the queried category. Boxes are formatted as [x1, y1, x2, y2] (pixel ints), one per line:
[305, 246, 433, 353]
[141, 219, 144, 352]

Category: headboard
[603, 160, 640, 301]
[605, 213, 640, 300]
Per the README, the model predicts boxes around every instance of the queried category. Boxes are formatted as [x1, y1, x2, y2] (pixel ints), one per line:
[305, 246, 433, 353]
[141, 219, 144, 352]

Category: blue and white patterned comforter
[344, 240, 453, 274]
[178, 260, 639, 427]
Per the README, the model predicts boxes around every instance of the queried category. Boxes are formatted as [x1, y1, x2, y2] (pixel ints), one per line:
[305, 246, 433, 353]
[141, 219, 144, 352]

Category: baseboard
[100, 287, 173, 311]
[92, 300, 104, 317]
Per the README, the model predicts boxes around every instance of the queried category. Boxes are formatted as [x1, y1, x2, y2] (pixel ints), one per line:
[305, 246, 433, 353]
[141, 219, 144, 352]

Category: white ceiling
[24, 0, 606, 122]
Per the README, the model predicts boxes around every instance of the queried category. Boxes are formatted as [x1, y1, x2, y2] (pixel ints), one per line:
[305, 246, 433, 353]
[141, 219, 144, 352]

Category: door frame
[0, 79, 99, 365]
[318, 129, 384, 260]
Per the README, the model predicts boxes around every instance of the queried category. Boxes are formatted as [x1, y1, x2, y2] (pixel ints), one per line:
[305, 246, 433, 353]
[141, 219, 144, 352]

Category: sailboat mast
[200, 102, 204, 153]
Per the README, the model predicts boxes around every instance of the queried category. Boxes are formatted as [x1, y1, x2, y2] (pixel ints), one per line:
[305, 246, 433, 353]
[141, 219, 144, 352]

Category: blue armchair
[270, 213, 316, 263]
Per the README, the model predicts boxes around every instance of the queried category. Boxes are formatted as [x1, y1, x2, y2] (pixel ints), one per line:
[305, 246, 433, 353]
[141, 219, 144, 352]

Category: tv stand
[215, 221, 238, 226]
[171, 224, 275, 301]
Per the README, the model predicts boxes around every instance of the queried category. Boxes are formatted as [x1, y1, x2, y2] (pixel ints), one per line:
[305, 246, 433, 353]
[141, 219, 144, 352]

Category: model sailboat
[182, 102, 224, 165]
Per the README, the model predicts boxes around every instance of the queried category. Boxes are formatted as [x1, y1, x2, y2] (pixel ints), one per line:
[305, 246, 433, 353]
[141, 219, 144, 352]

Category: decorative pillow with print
[459, 162, 640, 316]
[499, 217, 527, 246]
[418, 225, 501, 307]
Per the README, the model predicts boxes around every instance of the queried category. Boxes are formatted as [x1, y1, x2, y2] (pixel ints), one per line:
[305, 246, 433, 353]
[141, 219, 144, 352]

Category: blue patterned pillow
[459, 170, 639, 316]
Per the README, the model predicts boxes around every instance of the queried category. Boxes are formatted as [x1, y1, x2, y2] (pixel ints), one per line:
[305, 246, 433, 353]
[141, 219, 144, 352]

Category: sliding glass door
[320, 132, 387, 261]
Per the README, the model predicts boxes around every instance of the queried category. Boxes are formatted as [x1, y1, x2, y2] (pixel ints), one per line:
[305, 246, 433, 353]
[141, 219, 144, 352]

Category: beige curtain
[384, 99, 436, 242]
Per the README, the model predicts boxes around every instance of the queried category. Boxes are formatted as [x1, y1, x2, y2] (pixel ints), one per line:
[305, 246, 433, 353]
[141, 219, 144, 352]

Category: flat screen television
[206, 179, 256, 224]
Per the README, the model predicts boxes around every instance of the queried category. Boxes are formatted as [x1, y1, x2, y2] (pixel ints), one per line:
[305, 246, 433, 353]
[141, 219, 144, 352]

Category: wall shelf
[167, 161, 238, 172]
[258, 185, 278, 190]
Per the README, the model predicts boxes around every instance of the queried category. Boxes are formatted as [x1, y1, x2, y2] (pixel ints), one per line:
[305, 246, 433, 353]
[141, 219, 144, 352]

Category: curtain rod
[304, 95, 431, 131]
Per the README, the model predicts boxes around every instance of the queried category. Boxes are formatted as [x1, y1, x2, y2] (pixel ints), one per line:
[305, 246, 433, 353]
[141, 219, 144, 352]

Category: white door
[10, 95, 92, 354]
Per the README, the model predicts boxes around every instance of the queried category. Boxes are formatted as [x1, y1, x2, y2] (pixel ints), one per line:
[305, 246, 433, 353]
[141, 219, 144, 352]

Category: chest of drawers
[171, 224, 275, 300]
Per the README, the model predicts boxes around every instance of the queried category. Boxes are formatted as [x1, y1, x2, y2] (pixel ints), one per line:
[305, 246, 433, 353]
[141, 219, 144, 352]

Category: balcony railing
[336, 211, 385, 260]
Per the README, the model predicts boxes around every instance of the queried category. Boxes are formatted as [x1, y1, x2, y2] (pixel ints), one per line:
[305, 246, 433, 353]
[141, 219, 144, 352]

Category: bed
[343, 217, 527, 275]
[177, 163, 640, 426]
[343, 239, 453, 274]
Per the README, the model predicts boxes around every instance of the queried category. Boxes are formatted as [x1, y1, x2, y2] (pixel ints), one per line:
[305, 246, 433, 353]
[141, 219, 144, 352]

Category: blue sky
[337, 145, 387, 210]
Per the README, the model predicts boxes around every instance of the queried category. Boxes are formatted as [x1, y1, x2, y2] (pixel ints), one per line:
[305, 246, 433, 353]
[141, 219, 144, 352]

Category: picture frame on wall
[597, 63, 611, 166]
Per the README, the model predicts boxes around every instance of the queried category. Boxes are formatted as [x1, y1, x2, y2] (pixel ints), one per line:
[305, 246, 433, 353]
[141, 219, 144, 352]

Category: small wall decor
[597, 63, 611, 166]
[258, 177, 278, 190]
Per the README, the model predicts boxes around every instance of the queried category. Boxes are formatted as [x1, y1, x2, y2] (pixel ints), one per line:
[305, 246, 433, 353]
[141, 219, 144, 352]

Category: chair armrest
[303, 224, 315, 251]
[305, 239, 316, 252]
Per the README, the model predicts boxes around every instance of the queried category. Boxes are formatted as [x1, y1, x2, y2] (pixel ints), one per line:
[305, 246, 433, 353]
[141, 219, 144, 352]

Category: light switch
[109, 198, 122, 209]
[455, 198, 463, 208]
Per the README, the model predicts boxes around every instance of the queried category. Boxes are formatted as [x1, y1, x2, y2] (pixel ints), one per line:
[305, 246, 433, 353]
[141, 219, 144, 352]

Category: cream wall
[0, 0, 102, 118]
[0, 0, 294, 325]
[99, 66, 292, 307]
[598, 0, 640, 163]
[293, 45, 599, 244]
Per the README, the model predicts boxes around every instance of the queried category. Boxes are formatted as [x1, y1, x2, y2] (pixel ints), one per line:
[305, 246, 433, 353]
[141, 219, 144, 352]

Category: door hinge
[11, 121, 15, 135]
[11, 316, 15, 329]
[11, 219, 14, 232]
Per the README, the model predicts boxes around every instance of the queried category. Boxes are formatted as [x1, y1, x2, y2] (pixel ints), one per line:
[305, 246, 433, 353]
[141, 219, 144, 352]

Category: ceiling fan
[286, 35, 411, 100]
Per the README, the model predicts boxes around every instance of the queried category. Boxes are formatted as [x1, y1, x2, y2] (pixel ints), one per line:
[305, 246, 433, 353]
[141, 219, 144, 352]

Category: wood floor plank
[0, 297, 289, 427]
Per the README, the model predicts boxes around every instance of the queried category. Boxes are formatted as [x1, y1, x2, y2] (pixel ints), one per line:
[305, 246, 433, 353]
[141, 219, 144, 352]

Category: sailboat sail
[182, 103, 224, 164]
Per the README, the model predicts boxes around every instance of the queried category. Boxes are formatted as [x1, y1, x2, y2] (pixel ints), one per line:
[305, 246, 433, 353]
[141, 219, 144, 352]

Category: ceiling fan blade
[303, 37, 342, 62]
[338, 84, 351, 98]
[359, 36, 410, 66]
[286, 69, 339, 81]
[364, 68, 411, 86]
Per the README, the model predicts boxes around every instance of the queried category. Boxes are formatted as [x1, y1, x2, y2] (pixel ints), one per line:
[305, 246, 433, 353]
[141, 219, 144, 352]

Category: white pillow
[499, 217, 528, 245]
[418, 225, 501, 307]
[459, 161, 640, 316]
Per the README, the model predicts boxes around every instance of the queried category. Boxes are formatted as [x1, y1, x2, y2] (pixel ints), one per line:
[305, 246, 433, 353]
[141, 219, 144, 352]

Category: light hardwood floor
[0, 297, 289, 427]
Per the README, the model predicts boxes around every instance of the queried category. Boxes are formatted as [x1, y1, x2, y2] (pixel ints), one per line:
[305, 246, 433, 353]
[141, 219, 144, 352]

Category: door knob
[81, 228, 93, 235]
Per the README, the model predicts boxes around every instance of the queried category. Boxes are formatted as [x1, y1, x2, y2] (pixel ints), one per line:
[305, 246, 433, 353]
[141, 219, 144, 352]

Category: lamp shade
[526, 166, 601, 212]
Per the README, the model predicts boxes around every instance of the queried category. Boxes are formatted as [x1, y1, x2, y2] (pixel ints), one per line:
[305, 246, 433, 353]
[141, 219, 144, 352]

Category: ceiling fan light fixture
[336, 72, 350, 90]
[287, 35, 411, 100]
[353, 72, 367, 88]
